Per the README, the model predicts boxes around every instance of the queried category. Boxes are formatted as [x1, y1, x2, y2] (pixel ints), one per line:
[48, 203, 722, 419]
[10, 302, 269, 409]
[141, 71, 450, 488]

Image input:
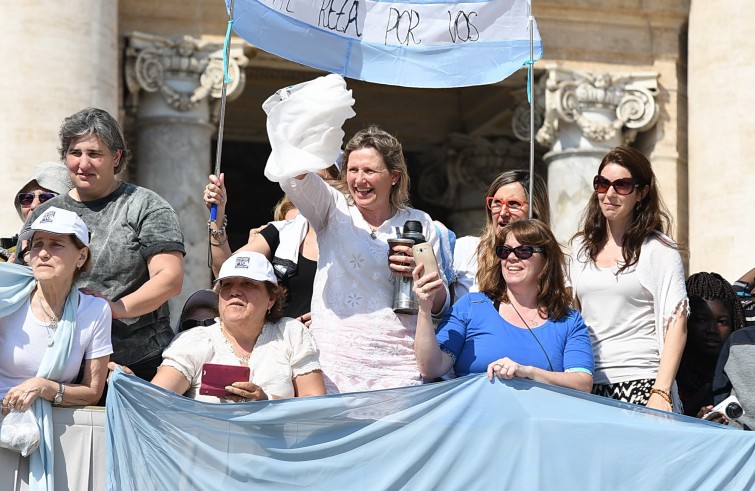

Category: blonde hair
[336, 126, 410, 210]
[272, 195, 297, 221]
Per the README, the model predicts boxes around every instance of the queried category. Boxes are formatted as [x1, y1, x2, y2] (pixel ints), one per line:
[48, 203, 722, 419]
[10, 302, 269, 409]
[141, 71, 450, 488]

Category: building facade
[1, 0, 751, 314]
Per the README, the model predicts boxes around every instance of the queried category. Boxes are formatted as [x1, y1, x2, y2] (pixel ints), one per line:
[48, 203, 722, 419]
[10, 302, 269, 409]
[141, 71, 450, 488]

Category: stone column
[535, 67, 659, 244]
[0, 2, 118, 235]
[125, 32, 248, 326]
[689, 0, 755, 279]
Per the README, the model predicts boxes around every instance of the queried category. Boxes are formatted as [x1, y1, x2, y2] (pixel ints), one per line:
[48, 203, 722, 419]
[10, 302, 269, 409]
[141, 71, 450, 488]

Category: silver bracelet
[208, 215, 228, 238]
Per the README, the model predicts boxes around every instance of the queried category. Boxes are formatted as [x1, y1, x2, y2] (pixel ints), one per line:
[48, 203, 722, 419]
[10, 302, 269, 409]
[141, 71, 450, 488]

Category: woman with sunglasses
[414, 219, 593, 391]
[176, 289, 219, 333]
[1, 162, 72, 262]
[452, 170, 550, 302]
[569, 146, 687, 412]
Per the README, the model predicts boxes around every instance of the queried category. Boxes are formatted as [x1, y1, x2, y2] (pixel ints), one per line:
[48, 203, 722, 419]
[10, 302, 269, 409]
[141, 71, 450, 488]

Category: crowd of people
[2, 107, 754, 449]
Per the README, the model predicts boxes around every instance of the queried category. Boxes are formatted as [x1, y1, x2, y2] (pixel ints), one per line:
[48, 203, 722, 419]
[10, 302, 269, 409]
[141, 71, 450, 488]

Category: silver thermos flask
[388, 220, 425, 314]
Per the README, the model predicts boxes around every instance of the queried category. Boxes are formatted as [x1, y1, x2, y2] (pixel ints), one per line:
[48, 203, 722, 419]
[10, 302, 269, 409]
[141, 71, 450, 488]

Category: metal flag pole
[527, 6, 535, 219]
[211, 0, 235, 223]
[208, 0, 235, 268]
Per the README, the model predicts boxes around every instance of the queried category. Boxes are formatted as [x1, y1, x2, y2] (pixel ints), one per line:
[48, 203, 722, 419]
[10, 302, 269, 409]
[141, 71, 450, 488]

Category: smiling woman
[279, 126, 450, 394]
[412, 219, 593, 392]
[451, 170, 550, 302]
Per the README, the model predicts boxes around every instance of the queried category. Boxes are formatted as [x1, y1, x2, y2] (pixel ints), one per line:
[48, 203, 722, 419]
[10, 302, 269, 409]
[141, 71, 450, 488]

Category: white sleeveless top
[575, 263, 659, 384]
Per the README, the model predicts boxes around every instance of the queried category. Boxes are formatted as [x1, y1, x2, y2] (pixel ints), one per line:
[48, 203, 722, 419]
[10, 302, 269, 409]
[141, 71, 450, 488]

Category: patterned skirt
[592, 378, 655, 406]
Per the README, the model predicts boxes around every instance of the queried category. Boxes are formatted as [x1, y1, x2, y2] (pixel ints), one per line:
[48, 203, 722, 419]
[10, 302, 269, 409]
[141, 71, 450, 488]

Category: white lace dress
[281, 173, 448, 393]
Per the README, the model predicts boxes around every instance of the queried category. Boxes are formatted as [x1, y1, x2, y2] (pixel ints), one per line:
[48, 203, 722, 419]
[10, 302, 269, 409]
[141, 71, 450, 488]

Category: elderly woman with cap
[1, 162, 72, 262]
[112, 252, 325, 402]
[1, 206, 111, 487]
[19, 108, 184, 391]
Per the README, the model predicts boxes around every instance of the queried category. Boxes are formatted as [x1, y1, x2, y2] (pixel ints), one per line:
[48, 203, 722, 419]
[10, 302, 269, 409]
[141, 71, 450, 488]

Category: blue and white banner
[226, 0, 542, 88]
[106, 368, 755, 490]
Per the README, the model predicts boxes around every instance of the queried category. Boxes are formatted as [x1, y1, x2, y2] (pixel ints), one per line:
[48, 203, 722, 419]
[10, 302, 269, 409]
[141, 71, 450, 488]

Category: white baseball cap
[216, 251, 277, 284]
[19, 207, 90, 246]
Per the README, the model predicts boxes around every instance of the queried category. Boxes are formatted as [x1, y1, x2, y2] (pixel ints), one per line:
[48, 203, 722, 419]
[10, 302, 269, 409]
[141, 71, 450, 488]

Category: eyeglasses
[17, 192, 56, 207]
[486, 197, 526, 214]
[592, 176, 640, 196]
[495, 244, 544, 260]
[180, 318, 216, 331]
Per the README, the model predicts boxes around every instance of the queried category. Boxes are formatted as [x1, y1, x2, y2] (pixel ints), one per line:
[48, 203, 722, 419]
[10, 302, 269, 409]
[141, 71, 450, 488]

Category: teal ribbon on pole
[223, 19, 235, 84]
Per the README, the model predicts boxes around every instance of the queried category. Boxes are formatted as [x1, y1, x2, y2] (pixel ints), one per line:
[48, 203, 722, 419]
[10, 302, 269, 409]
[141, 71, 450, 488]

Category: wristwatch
[53, 382, 64, 406]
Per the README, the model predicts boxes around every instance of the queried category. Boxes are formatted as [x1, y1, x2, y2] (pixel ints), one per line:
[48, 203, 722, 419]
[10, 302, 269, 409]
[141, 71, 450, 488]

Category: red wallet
[199, 363, 250, 397]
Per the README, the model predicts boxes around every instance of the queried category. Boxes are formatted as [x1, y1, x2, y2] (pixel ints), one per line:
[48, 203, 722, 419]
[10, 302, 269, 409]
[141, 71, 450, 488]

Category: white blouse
[281, 173, 449, 393]
[160, 318, 321, 403]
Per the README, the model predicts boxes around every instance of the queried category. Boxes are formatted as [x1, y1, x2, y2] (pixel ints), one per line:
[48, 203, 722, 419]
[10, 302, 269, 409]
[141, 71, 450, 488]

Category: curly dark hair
[686, 272, 746, 331]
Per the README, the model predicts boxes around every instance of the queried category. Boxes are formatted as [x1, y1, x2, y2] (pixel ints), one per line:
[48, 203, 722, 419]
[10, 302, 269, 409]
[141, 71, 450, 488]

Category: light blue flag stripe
[228, 0, 543, 88]
[107, 368, 755, 490]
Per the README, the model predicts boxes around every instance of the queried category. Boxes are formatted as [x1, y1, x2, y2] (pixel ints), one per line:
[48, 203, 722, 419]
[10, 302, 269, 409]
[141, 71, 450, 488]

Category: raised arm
[412, 264, 454, 379]
[280, 172, 335, 233]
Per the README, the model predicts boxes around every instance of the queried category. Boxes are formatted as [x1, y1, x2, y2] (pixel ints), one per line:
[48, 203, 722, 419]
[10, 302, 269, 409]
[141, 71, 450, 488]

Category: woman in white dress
[275, 126, 449, 393]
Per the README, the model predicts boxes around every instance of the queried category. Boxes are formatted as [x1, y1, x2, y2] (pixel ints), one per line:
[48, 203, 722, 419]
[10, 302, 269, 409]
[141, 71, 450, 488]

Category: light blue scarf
[0, 262, 78, 491]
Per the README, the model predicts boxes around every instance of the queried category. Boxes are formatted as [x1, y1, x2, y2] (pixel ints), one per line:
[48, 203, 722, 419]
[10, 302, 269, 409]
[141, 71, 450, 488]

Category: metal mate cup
[387, 238, 418, 314]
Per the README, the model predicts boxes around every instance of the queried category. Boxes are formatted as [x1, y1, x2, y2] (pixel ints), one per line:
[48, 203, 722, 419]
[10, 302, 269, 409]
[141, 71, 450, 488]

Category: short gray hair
[58, 108, 131, 174]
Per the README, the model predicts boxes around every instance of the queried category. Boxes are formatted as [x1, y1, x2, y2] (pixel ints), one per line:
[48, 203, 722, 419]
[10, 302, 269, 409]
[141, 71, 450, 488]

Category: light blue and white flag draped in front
[226, 0, 542, 88]
[106, 368, 755, 490]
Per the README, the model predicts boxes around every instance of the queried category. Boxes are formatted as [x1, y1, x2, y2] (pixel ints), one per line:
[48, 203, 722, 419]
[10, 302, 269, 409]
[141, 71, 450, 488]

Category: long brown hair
[475, 170, 550, 290]
[478, 219, 572, 320]
[574, 146, 673, 273]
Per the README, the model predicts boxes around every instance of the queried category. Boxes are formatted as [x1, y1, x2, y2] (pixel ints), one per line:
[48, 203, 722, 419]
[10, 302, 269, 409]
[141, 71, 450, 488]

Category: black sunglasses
[18, 192, 56, 207]
[180, 318, 216, 331]
[495, 245, 544, 260]
[593, 175, 640, 196]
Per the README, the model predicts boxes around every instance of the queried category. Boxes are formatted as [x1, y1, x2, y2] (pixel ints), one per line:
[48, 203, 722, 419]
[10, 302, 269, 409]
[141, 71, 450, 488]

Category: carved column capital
[416, 134, 538, 208]
[533, 67, 659, 149]
[125, 31, 248, 120]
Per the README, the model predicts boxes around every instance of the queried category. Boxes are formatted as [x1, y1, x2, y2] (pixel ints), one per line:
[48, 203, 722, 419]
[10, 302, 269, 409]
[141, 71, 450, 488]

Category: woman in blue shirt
[413, 219, 593, 391]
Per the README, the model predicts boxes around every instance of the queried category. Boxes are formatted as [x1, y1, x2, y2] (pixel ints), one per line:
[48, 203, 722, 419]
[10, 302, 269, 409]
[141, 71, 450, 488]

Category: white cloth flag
[263, 74, 356, 182]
